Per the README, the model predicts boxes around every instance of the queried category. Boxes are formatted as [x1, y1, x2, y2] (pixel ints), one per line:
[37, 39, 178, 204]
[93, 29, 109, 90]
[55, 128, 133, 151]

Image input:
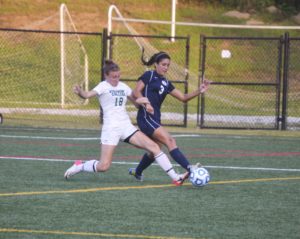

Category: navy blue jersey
[136, 70, 175, 136]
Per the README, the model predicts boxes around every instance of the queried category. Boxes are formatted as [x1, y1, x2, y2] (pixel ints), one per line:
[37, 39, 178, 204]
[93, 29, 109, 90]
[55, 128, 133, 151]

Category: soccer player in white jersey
[64, 60, 188, 186]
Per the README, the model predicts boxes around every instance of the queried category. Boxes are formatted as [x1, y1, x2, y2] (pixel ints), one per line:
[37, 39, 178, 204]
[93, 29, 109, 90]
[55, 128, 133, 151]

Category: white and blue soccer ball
[189, 167, 210, 187]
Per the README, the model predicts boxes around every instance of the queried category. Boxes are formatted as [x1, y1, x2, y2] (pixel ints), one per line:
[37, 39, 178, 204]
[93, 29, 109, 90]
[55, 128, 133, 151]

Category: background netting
[0, 29, 103, 129]
[199, 37, 281, 129]
[287, 38, 300, 130]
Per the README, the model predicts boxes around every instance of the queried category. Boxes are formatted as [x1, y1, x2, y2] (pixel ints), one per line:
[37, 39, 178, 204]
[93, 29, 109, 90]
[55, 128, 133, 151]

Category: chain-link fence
[1, 28, 299, 131]
[286, 37, 300, 130]
[109, 33, 190, 126]
[0, 28, 103, 129]
[198, 36, 283, 129]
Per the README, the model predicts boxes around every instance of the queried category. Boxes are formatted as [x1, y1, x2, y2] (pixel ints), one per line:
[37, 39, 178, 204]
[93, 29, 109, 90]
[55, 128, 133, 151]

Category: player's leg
[64, 144, 116, 179]
[80, 144, 116, 172]
[152, 126, 199, 173]
[131, 116, 161, 178]
[133, 140, 159, 177]
[129, 152, 154, 181]
[64, 127, 118, 179]
[95, 144, 116, 172]
[128, 130, 188, 184]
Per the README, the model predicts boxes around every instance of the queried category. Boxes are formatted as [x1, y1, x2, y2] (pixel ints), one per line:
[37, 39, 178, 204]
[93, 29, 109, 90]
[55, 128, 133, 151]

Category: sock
[169, 148, 190, 172]
[135, 153, 154, 176]
[155, 152, 180, 181]
[82, 160, 99, 172]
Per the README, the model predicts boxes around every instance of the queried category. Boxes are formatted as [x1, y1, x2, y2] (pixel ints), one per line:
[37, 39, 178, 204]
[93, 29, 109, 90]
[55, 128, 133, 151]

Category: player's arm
[170, 79, 211, 103]
[74, 85, 97, 99]
[128, 94, 154, 114]
[132, 80, 154, 114]
[128, 94, 149, 108]
[133, 80, 145, 99]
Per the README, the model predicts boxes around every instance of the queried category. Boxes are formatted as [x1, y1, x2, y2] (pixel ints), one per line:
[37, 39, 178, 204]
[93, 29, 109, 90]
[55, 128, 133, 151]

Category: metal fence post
[183, 35, 190, 127]
[101, 28, 108, 81]
[281, 32, 290, 130]
[198, 34, 206, 128]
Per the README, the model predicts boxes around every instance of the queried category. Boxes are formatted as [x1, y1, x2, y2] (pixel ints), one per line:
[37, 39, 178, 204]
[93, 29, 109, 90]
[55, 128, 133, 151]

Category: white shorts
[100, 122, 138, 146]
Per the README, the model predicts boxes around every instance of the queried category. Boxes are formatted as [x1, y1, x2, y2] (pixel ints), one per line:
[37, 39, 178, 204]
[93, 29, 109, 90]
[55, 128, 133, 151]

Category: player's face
[107, 70, 121, 85]
[155, 58, 170, 76]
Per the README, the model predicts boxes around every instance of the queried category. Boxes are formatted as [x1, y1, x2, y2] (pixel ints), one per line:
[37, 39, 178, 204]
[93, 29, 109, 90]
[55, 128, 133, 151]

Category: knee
[166, 137, 177, 148]
[148, 142, 161, 155]
[96, 162, 111, 172]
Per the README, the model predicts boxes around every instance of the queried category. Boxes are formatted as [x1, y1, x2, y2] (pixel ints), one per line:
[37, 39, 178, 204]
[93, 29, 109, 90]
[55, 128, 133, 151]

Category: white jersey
[93, 80, 132, 129]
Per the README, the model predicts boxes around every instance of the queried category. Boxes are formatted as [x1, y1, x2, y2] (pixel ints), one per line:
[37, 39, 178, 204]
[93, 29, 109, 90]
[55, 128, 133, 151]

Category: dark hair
[140, 48, 171, 66]
[103, 60, 120, 75]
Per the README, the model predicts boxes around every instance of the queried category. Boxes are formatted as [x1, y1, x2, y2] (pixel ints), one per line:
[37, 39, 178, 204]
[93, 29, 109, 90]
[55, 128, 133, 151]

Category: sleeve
[167, 80, 175, 93]
[125, 83, 132, 96]
[92, 82, 104, 96]
[138, 71, 152, 85]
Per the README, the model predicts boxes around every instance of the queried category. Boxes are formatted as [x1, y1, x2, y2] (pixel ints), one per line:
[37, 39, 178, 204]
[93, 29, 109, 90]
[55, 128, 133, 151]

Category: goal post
[60, 3, 89, 108]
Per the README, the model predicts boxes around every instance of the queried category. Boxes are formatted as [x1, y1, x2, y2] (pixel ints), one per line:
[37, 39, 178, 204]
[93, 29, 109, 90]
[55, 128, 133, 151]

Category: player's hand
[145, 104, 154, 115]
[199, 79, 212, 94]
[136, 97, 150, 105]
[73, 85, 81, 95]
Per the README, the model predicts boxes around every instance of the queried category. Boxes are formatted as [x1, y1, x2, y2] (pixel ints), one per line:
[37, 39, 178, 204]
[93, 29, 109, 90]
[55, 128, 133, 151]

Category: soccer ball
[189, 167, 210, 187]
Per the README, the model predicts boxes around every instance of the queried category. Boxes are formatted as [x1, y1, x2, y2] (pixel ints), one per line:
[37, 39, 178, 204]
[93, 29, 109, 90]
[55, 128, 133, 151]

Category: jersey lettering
[109, 90, 126, 96]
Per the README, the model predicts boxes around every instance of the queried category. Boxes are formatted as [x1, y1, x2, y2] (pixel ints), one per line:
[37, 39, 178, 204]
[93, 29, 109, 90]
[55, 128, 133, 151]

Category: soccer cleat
[172, 171, 190, 186]
[128, 168, 144, 182]
[173, 163, 202, 186]
[64, 160, 83, 179]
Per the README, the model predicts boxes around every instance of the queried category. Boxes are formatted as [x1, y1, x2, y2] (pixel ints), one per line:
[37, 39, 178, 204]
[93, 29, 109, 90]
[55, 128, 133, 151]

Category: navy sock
[136, 153, 154, 176]
[169, 148, 190, 171]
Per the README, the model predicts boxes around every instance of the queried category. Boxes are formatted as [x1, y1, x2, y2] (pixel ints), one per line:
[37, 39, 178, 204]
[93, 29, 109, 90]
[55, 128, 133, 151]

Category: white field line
[0, 134, 262, 140]
[0, 134, 202, 140]
[0, 135, 99, 141]
[0, 156, 300, 172]
[1, 133, 299, 141]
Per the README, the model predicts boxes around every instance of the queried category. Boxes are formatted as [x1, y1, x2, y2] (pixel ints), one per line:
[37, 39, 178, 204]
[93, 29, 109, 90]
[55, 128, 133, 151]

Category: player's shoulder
[94, 80, 109, 89]
[95, 80, 107, 86]
[139, 70, 154, 81]
[142, 70, 153, 78]
[118, 81, 130, 89]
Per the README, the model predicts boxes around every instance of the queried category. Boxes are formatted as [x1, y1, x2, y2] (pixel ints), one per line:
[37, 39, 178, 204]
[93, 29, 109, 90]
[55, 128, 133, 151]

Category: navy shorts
[137, 114, 161, 137]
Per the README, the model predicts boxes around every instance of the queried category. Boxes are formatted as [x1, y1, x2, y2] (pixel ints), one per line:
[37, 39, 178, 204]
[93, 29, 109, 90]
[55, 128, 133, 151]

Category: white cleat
[189, 162, 202, 172]
[64, 160, 83, 179]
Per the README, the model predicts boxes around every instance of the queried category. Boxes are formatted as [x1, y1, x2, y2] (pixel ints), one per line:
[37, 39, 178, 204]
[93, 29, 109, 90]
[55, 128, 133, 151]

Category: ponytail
[141, 48, 171, 66]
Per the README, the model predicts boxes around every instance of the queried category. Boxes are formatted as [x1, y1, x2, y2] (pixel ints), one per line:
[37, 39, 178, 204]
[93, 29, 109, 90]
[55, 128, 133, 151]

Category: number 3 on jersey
[114, 97, 124, 106]
[159, 85, 165, 95]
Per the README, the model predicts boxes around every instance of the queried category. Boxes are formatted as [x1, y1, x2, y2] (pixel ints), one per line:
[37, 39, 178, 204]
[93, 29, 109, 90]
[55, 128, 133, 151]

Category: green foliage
[216, 0, 300, 14]
[276, 0, 300, 11]
[220, 0, 275, 11]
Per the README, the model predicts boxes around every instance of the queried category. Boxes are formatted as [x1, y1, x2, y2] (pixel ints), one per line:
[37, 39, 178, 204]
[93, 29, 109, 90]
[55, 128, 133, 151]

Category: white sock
[154, 152, 180, 181]
[82, 160, 99, 172]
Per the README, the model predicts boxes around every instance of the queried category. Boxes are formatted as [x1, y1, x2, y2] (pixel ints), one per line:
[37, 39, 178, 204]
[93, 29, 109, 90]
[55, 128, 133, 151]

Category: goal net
[60, 3, 89, 108]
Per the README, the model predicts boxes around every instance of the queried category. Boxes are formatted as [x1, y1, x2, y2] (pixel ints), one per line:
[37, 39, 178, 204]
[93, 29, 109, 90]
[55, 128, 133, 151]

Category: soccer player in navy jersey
[129, 50, 211, 181]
